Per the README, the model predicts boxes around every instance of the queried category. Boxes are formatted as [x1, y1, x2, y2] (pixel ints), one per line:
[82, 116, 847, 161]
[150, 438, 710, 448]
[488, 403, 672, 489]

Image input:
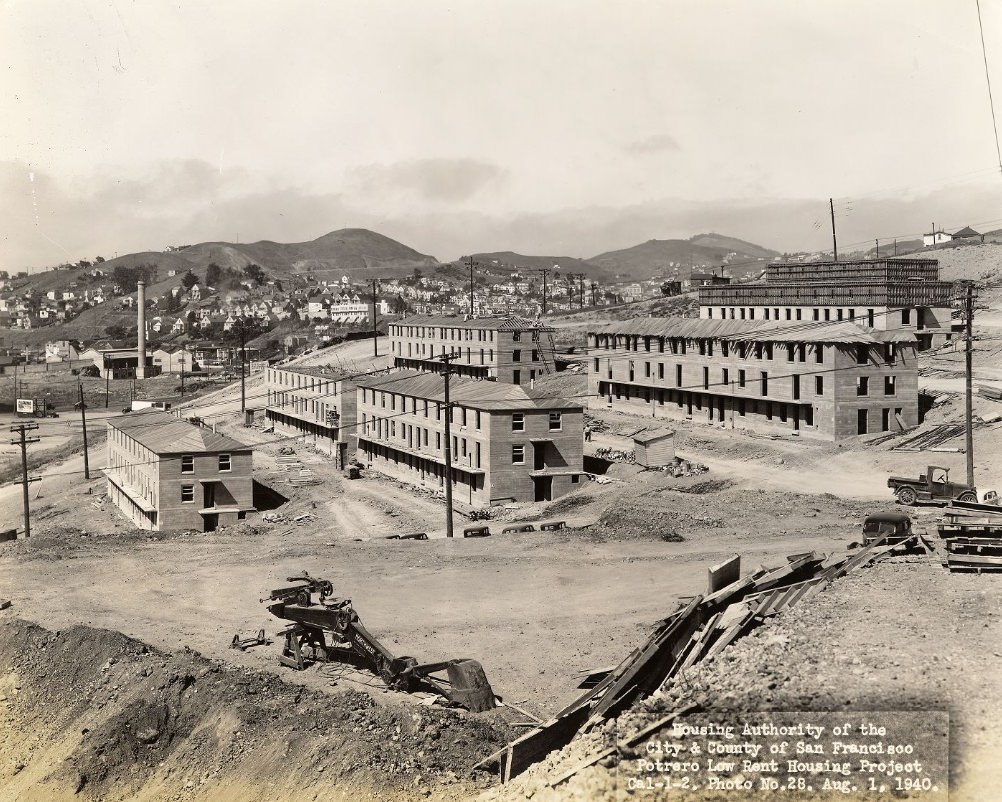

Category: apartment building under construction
[698, 259, 954, 350]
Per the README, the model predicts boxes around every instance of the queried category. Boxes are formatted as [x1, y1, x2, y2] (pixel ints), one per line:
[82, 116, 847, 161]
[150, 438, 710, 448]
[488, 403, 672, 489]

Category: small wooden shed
[632, 429, 676, 467]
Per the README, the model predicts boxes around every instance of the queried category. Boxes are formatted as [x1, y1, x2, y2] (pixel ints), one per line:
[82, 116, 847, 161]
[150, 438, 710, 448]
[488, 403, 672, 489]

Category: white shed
[632, 429, 676, 467]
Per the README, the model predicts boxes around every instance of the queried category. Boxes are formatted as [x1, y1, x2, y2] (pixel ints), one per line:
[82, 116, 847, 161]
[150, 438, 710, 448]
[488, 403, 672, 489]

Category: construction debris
[891, 424, 969, 451]
[479, 534, 916, 782]
[939, 500, 1002, 573]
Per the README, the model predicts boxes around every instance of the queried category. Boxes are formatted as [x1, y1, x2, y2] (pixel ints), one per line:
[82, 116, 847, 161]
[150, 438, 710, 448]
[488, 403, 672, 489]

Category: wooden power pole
[10, 422, 39, 538]
[437, 351, 460, 538]
[829, 198, 838, 261]
[239, 323, 246, 414]
[371, 278, 380, 357]
[77, 383, 90, 480]
[964, 282, 976, 488]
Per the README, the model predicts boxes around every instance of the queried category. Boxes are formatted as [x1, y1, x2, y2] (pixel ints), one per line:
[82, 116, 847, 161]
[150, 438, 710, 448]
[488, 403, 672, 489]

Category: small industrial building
[355, 370, 583, 505]
[105, 410, 254, 531]
[388, 315, 558, 385]
[80, 347, 156, 379]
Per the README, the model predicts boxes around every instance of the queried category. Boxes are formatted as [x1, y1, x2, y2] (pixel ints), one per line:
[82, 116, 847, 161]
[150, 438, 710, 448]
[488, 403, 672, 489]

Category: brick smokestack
[137, 280, 147, 379]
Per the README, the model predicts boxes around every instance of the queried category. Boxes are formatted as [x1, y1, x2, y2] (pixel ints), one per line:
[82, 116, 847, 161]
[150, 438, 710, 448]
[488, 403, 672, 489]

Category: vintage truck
[888, 465, 979, 506]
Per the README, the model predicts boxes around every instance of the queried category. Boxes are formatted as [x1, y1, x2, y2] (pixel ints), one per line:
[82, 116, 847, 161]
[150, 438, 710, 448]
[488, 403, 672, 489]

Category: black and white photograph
[1, 2, 1001, 800]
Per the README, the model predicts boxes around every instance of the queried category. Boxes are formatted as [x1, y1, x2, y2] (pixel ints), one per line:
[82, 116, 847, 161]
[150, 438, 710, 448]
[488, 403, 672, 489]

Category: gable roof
[391, 314, 554, 333]
[357, 369, 582, 411]
[591, 317, 916, 344]
[108, 410, 252, 454]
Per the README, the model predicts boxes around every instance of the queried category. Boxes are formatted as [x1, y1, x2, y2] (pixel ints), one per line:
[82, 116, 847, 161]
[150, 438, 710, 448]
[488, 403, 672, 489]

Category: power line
[976, 0, 1002, 178]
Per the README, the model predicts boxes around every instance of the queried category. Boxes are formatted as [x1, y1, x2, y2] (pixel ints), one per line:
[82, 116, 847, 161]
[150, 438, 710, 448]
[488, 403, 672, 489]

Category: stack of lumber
[940, 501, 1002, 572]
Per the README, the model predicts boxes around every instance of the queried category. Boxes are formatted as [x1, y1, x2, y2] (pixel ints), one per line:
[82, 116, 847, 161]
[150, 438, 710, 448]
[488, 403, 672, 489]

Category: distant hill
[588, 233, 780, 281]
[469, 252, 612, 281]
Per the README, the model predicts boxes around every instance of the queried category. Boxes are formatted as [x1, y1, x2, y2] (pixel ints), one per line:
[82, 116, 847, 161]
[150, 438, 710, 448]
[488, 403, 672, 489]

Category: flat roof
[109, 410, 253, 455]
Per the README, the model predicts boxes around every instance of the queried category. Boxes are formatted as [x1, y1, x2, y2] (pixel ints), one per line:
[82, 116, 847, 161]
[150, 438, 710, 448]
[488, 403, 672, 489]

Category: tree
[205, 262, 221, 287]
[390, 294, 408, 314]
[242, 263, 266, 285]
[181, 270, 198, 289]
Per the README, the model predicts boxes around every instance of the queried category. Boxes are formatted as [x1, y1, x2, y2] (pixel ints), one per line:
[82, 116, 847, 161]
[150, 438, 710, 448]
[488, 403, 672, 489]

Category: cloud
[348, 158, 507, 203]
[623, 134, 681, 155]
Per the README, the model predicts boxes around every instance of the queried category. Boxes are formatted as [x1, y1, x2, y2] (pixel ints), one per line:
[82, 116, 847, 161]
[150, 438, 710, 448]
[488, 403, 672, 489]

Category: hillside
[469, 252, 612, 281]
[587, 233, 779, 281]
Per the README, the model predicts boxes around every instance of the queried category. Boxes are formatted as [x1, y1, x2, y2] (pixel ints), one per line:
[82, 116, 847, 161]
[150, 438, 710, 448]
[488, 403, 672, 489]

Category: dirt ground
[3, 284, 1002, 800]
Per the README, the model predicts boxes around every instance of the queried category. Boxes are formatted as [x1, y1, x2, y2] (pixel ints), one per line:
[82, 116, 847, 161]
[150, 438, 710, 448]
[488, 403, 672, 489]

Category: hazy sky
[3, 0, 1002, 272]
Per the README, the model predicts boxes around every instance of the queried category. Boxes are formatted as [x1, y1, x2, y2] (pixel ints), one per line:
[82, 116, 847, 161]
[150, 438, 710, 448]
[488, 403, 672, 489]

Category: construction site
[1, 246, 1002, 802]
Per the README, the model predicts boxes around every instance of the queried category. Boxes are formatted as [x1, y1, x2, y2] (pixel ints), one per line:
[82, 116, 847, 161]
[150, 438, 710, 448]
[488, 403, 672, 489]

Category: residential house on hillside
[923, 230, 953, 247]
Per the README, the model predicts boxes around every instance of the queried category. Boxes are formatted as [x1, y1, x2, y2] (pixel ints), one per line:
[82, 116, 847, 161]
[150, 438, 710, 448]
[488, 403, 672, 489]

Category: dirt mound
[0, 618, 511, 802]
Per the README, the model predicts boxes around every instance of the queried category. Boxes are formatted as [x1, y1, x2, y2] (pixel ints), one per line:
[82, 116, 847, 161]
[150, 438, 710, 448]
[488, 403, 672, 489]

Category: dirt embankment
[0, 618, 512, 802]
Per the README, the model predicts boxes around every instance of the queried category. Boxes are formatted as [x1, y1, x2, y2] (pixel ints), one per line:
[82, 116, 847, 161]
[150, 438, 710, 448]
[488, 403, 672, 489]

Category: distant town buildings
[698, 259, 954, 350]
[105, 410, 254, 531]
[389, 315, 558, 385]
[355, 370, 584, 504]
[587, 318, 918, 441]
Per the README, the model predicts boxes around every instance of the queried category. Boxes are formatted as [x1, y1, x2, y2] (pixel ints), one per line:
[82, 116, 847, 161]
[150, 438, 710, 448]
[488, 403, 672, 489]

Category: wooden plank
[707, 555, 740, 594]
[501, 705, 592, 782]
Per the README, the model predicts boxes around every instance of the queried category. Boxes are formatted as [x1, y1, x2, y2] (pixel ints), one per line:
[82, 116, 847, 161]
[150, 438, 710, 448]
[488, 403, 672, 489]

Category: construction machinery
[264, 573, 497, 713]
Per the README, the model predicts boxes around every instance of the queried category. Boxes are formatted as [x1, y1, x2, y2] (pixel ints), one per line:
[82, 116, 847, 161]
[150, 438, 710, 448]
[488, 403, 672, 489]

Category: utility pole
[893, 239, 898, 257]
[371, 278, 380, 357]
[437, 352, 460, 538]
[541, 269, 549, 315]
[10, 422, 39, 538]
[875, 239, 879, 259]
[179, 353, 185, 399]
[591, 283, 598, 306]
[104, 359, 110, 408]
[829, 198, 838, 261]
[964, 282, 976, 488]
[239, 322, 247, 414]
[579, 274, 585, 309]
[467, 256, 477, 317]
[77, 383, 90, 480]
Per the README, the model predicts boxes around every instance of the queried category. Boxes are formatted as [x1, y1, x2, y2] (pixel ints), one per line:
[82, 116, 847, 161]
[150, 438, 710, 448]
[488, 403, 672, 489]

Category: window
[512, 444, 525, 464]
[702, 366, 709, 390]
[512, 413, 525, 432]
[531, 349, 539, 362]
[858, 409, 868, 435]
[513, 349, 521, 362]
[885, 376, 896, 395]
[857, 376, 869, 396]
[181, 485, 194, 503]
[571, 474, 580, 484]
[181, 455, 194, 474]
[218, 454, 231, 472]
[760, 372, 768, 396]
[815, 345, 825, 364]
[739, 369, 746, 388]
[884, 343, 897, 363]
[658, 363, 665, 380]
[856, 345, 868, 365]
[644, 362, 651, 378]
[722, 368, 729, 386]
[593, 358, 600, 372]
[815, 376, 824, 395]
[512, 332, 521, 341]
[549, 412, 562, 431]
[902, 309, 911, 325]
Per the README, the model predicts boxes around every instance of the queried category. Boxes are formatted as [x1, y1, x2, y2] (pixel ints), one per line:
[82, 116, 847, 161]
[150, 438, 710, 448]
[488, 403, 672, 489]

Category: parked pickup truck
[888, 465, 978, 506]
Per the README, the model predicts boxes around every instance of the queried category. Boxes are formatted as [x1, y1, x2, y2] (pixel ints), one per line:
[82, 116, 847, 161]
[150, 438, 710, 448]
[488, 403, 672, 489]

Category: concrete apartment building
[587, 318, 918, 441]
[355, 370, 583, 505]
[698, 259, 954, 350]
[105, 410, 254, 531]
[388, 315, 557, 385]
[264, 365, 359, 464]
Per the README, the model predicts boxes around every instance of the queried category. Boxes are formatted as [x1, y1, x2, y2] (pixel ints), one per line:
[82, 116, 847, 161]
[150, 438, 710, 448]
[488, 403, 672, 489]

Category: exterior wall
[355, 384, 583, 504]
[586, 331, 918, 442]
[158, 450, 253, 531]
[105, 421, 253, 531]
[265, 366, 356, 456]
[388, 321, 556, 385]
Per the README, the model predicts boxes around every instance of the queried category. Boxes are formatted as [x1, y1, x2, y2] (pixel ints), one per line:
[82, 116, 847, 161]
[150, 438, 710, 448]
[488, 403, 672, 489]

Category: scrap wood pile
[275, 453, 318, 486]
[476, 533, 925, 784]
[939, 499, 1002, 573]
[890, 423, 968, 451]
